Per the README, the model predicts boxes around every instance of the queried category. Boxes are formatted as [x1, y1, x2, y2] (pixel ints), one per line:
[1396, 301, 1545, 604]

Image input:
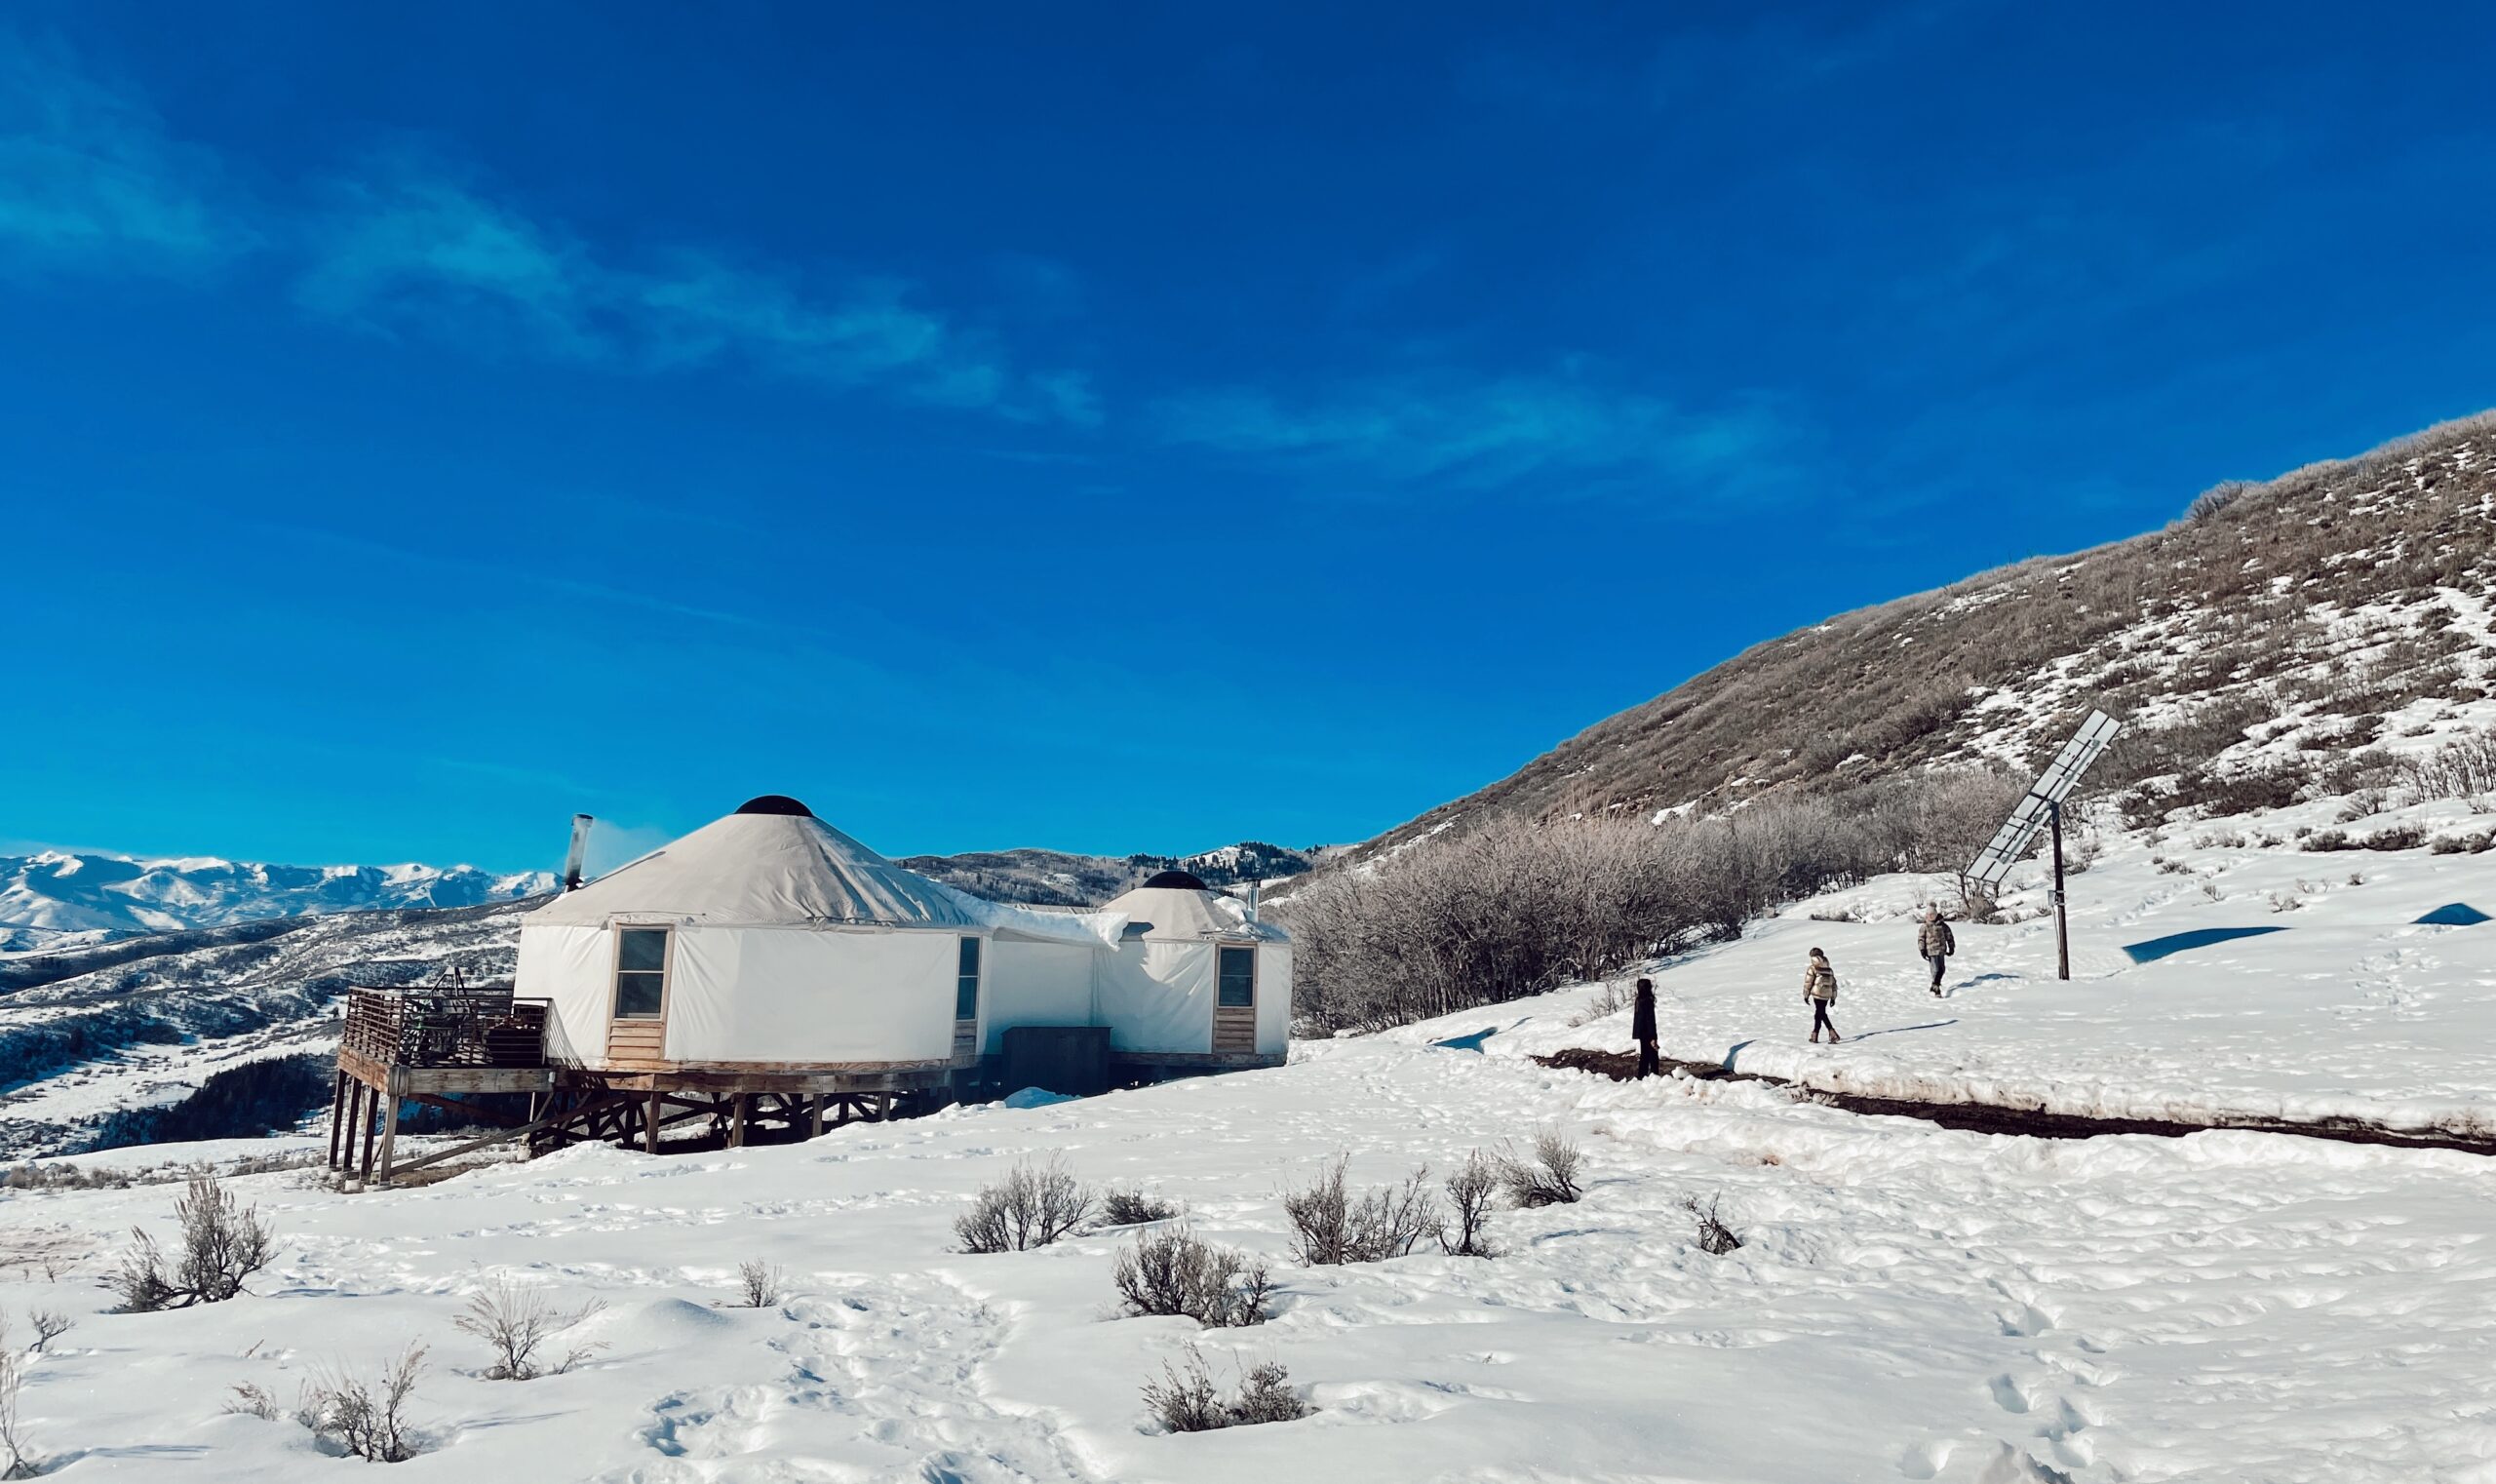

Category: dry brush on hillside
[1280, 770, 2018, 1032]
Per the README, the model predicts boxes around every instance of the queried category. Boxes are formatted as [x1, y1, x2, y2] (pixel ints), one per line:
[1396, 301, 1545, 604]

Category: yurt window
[956, 936, 982, 1020]
[613, 927, 670, 1019]
[1217, 944, 1256, 1007]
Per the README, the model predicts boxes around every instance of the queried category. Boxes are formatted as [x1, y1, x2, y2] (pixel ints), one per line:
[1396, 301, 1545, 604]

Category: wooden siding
[1212, 1004, 1258, 1054]
[606, 1019, 666, 1068]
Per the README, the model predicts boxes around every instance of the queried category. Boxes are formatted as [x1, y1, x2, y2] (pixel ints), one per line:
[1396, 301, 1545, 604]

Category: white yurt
[1095, 870, 1291, 1063]
[517, 796, 1111, 1073]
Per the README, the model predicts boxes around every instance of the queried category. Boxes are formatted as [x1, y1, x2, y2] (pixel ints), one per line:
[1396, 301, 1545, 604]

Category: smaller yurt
[517, 796, 1110, 1075]
[1095, 870, 1291, 1067]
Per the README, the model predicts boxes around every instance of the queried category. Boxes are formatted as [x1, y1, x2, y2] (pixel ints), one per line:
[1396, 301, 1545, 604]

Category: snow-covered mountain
[0, 851, 555, 952]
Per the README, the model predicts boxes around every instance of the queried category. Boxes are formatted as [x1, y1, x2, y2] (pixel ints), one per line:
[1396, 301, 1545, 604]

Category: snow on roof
[1100, 879, 1287, 943]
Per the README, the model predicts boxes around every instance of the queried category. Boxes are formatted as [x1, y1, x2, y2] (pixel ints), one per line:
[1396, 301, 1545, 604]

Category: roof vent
[1140, 869, 1208, 890]
[736, 795, 815, 817]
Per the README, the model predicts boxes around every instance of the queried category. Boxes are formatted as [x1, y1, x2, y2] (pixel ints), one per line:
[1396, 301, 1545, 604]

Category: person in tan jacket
[1804, 948, 1841, 1043]
[1918, 907, 1957, 996]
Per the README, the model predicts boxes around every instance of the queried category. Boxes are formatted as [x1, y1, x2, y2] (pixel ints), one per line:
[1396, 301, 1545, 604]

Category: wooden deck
[331, 985, 1283, 1186]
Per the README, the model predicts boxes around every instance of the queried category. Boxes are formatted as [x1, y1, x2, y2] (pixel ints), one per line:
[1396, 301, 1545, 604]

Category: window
[1218, 945, 1256, 1008]
[612, 927, 669, 1019]
[956, 935, 982, 1021]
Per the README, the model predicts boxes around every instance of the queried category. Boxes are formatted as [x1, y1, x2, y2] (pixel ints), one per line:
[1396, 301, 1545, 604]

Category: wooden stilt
[359, 1085, 381, 1182]
[328, 1073, 349, 1169]
[729, 1094, 749, 1148]
[807, 1095, 825, 1140]
[344, 1080, 368, 1175]
[375, 1087, 402, 1185]
[645, 1089, 662, 1153]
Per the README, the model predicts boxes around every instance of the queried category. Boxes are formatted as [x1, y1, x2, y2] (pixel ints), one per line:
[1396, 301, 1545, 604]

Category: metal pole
[2049, 801, 2071, 982]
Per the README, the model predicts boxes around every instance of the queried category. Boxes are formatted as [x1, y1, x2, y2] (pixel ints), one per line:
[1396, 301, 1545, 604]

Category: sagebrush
[1282, 1156, 1440, 1266]
[956, 1156, 1094, 1254]
[1112, 1227, 1275, 1328]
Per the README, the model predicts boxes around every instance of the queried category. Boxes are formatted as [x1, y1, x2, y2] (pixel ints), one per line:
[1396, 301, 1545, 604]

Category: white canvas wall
[1255, 942, 1293, 1055]
[985, 938, 1097, 1055]
[518, 922, 963, 1068]
[521, 923, 616, 1068]
[1092, 939, 1208, 1053]
[669, 927, 959, 1065]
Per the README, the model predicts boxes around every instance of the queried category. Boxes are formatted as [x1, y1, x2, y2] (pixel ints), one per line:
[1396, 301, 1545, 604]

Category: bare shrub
[1100, 1189, 1182, 1227]
[734, 1260, 786, 1308]
[1279, 770, 2022, 1033]
[0, 1319, 29, 1480]
[1142, 1347, 1309, 1432]
[1228, 1360, 1310, 1425]
[306, 1345, 427, 1463]
[224, 1382, 286, 1422]
[1112, 1228, 1273, 1328]
[2186, 479, 2258, 523]
[1440, 1151, 1501, 1258]
[1684, 1194, 1742, 1255]
[955, 1156, 1095, 1254]
[1493, 1130, 1584, 1208]
[24, 1312, 69, 1354]
[1282, 1157, 1442, 1266]
[2399, 728, 2496, 802]
[110, 1172, 275, 1311]
[1142, 1347, 1225, 1432]
[452, 1279, 606, 1380]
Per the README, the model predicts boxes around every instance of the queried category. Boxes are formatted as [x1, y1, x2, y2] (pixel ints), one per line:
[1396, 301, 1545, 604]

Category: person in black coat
[1631, 977, 1660, 1078]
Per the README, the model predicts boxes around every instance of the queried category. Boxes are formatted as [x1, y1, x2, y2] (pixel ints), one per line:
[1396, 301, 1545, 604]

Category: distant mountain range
[898, 841, 1324, 908]
[0, 836, 1327, 957]
[0, 851, 557, 953]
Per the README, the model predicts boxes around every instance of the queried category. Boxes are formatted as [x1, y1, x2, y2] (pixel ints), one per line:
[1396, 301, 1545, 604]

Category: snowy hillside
[0, 851, 553, 953]
[1353, 410, 2496, 861]
[3, 958, 2492, 1481]
[0, 901, 533, 1159]
[898, 841, 1321, 908]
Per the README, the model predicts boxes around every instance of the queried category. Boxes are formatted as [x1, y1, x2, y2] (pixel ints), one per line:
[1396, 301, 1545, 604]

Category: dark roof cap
[736, 795, 815, 817]
[1140, 869, 1209, 890]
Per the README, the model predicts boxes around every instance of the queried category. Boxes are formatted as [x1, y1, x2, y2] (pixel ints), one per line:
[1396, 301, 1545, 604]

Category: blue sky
[5, 2, 2493, 874]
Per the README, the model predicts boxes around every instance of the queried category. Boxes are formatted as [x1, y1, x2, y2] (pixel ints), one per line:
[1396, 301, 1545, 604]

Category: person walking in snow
[1804, 948, 1842, 1043]
[1918, 906, 1956, 996]
[1631, 978, 1660, 1078]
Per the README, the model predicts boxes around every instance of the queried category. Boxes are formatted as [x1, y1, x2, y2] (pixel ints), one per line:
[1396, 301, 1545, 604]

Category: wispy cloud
[298, 156, 1096, 423]
[0, 30, 254, 270]
[1155, 371, 1789, 492]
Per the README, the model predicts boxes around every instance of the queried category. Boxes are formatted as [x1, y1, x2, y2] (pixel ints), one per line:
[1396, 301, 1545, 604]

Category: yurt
[517, 796, 1111, 1075]
[1094, 870, 1291, 1067]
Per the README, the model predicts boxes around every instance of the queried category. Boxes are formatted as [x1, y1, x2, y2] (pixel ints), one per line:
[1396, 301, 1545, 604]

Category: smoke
[578, 820, 675, 880]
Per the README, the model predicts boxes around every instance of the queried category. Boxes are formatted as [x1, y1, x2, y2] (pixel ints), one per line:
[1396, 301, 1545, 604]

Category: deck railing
[342, 986, 551, 1069]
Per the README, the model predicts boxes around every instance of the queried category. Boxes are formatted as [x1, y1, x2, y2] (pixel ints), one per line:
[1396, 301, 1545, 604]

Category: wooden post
[729, 1094, 749, 1149]
[374, 1083, 402, 1186]
[645, 1090, 662, 1153]
[2049, 801, 2071, 982]
[328, 1073, 349, 1170]
[359, 1085, 381, 1182]
[807, 1095, 825, 1140]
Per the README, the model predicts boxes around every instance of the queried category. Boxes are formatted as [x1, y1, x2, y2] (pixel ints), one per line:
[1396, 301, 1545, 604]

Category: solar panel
[1967, 709, 2123, 889]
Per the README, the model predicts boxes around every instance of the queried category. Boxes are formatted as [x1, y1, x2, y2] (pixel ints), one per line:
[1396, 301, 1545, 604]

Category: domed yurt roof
[1102, 875, 1287, 943]
[531, 797, 1105, 944]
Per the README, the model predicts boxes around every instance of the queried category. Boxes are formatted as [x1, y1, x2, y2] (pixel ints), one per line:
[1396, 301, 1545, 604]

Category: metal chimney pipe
[562, 813, 594, 892]
[1247, 879, 1261, 922]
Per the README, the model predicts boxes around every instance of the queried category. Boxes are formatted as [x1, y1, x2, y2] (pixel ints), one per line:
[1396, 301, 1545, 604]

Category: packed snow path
[1470, 823, 2496, 1142]
[7, 1019, 2496, 1482]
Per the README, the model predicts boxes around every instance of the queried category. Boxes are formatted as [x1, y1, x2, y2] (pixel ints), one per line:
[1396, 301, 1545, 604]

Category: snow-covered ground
[1447, 798, 2496, 1143]
[5, 999, 2495, 1482]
